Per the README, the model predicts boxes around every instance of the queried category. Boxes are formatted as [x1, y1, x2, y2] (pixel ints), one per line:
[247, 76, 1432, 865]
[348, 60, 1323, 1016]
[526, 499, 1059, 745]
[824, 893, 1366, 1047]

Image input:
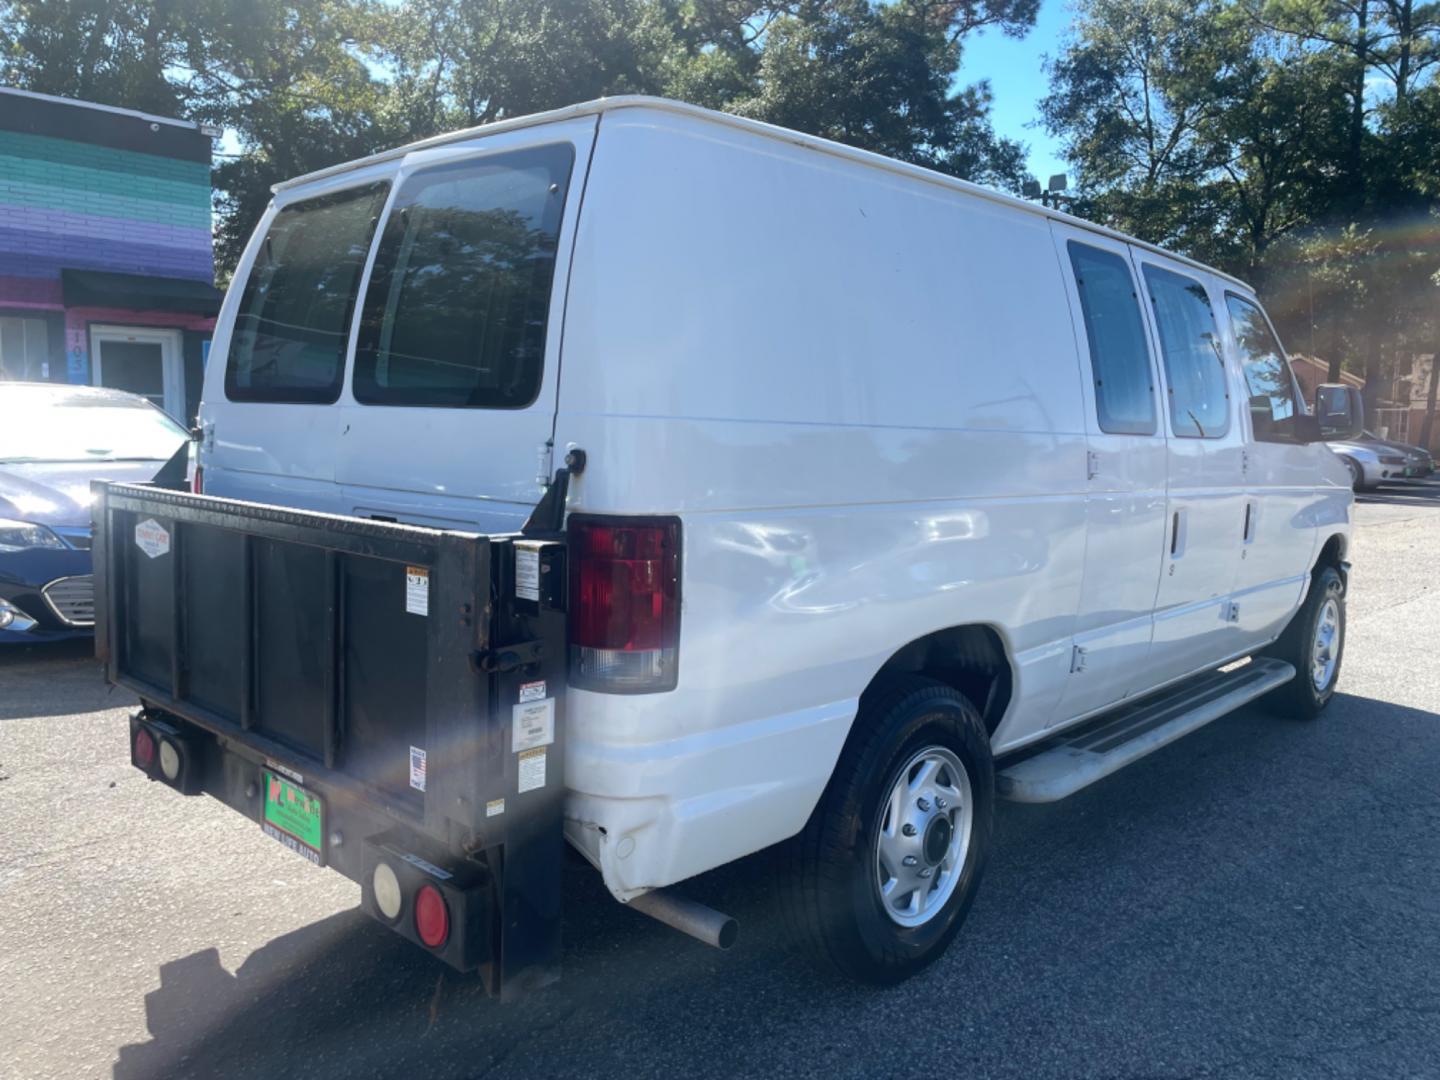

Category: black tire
[779, 675, 994, 985]
[1339, 456, 1369, 492]
[1261, 565, 1346, 720]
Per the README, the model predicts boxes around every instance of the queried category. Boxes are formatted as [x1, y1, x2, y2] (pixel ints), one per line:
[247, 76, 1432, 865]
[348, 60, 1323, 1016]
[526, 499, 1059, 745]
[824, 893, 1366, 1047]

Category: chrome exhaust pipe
[627, 888, 738, 950]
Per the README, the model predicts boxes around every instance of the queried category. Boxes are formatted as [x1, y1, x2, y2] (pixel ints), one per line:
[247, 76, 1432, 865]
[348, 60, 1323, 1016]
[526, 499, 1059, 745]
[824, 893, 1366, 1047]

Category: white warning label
[134, 518, 170, 559]
[512, 698, 555, 753]
[515, 546, 541, 602]
[518, 747, 546, 793]
[409, 745, 427, 791]
[405, 566, 429, 616]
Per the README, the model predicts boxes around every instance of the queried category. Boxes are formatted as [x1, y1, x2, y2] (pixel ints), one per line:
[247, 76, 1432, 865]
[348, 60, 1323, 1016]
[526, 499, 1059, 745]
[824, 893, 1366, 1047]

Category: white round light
[372, 863, 402, 921]
[159, 740, 181, 781]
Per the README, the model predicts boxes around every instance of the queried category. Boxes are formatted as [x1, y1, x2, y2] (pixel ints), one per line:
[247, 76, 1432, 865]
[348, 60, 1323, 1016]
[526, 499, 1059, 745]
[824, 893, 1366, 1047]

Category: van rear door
[333, 119, 596, 533]
[203, 174, 394, 513]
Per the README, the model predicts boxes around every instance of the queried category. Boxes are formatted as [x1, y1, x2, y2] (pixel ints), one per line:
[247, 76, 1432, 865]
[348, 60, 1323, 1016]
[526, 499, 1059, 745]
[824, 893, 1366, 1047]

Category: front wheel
[779, 676, 993, 984]
[1261, 565, 1346, 719]
[1339, 456, 1370, 492]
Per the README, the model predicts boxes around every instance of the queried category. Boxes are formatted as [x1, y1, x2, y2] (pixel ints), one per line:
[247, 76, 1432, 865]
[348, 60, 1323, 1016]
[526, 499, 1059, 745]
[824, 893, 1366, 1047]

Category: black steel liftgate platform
[93, 481, 567, 997]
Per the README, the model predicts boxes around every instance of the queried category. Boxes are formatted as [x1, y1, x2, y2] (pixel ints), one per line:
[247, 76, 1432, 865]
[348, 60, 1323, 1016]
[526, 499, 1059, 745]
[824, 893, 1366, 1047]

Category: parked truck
[97, 97, 1365, 994]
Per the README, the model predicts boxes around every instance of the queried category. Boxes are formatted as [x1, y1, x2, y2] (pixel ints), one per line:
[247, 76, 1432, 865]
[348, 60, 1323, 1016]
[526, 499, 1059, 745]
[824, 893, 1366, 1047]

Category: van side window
[225, 183, 389, 403]
[1142, 265, 1230, 439]
[1225, 294, 1300, 441]
[1066, 242, 1157, 435]
[353, 144, 574, 408]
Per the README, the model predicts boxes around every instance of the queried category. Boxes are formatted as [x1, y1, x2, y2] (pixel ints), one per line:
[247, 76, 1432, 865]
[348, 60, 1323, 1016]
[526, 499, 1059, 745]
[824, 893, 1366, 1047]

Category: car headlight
[0, 518, 67, 553]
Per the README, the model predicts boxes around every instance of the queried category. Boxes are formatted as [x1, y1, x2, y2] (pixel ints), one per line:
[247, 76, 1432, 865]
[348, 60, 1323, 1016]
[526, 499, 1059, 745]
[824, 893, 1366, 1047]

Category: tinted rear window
[352, 144, 574, 408]
[225, 183, 389, 403]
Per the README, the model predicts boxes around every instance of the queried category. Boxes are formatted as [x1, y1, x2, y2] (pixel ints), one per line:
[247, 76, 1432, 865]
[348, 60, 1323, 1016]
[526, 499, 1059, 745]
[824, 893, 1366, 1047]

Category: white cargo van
[159, 97, 1362, 985]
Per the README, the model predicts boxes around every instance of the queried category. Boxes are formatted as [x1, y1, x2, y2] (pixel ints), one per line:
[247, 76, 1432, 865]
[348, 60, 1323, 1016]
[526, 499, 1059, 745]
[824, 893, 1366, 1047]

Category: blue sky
[960, 0, 1072, 186]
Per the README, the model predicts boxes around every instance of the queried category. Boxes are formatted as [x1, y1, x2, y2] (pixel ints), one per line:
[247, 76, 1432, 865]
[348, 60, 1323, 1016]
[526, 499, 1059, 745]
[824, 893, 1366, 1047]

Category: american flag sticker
[409, 746, 427, 792]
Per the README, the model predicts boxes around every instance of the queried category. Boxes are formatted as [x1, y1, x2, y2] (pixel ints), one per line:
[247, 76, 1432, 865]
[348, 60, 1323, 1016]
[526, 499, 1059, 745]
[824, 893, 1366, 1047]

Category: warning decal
[405, 566, 429, 616]
[518, 748, 546, 793]
[134, 518, 170, 559]
[512, 698, 555, 753]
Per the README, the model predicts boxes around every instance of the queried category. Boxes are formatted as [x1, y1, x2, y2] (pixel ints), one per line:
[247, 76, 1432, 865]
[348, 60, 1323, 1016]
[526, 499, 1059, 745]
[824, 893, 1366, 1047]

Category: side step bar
[997, 658, 1296, 803]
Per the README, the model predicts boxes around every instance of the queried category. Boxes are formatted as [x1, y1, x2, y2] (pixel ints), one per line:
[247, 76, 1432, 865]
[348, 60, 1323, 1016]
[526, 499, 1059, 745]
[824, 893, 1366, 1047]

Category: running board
[996, 658, 1296, 803]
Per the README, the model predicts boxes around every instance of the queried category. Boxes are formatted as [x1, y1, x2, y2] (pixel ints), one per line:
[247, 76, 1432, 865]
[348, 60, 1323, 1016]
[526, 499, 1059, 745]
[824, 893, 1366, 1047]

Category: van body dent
[182, 97, 1353, 982]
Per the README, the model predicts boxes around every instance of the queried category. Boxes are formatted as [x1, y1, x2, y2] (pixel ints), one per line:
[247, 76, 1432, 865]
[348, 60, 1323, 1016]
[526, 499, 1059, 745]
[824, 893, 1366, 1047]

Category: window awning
[61, 269, 223, 316]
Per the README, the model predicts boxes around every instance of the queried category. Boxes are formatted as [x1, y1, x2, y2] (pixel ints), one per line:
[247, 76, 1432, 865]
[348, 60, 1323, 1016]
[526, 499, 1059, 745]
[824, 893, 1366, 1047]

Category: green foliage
[1046, 0, 1440, 415]
[721, 1, 1026, 186]
[0, 0, 1039, 277]
[1, 0, 1431, 418]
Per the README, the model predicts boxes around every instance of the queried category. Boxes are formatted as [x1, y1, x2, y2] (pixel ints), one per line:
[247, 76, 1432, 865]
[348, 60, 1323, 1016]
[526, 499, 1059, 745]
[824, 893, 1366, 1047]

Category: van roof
[273, 96, 1252, 292]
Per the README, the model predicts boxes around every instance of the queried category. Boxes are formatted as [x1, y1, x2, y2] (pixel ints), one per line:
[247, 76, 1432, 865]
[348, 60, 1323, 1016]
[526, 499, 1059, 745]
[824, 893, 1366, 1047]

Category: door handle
[1169, 509, 1187, 558]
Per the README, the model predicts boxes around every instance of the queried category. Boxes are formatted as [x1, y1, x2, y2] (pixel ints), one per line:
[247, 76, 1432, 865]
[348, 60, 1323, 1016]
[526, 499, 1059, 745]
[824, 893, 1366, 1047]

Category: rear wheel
[1261, 565, 1346, 720]
[780, 676, 993, 984]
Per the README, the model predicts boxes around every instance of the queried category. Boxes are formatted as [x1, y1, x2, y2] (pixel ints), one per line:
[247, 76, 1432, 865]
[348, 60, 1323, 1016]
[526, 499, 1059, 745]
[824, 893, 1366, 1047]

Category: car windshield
[0, 392, 188, 463]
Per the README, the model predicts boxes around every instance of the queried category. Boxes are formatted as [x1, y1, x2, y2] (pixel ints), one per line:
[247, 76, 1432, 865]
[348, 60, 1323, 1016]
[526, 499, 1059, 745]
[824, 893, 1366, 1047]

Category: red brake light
[414, 884, 449, 948]
[191, 464, 204, 494]
[568, 517, 681, 693]
[134, 727, 156, 769]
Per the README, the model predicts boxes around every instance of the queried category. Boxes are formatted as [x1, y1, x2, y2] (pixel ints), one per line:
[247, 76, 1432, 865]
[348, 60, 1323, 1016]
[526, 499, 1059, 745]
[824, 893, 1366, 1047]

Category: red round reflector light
[414, 884, 449, 949]
[134, 727, 156, 769]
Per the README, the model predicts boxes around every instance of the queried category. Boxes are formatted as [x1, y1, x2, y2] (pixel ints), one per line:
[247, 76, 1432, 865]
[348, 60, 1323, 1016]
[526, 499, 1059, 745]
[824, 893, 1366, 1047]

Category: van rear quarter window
[1066, 241, 1157, 436]
[1142, 265, 1230, 439]
[352, 144, 574, 409]
[225, 183, 390, 403]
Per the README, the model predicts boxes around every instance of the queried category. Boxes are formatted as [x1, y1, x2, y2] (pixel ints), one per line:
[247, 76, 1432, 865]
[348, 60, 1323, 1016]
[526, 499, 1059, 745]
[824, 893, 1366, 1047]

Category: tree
[378, 0, 676, 137]
[0, 0, 190, 115]
[176, 0, 396, 278]
[1046, 0, 1439, 422]
[0, 0, 1039, 275]
[696, 0, 1036, 190]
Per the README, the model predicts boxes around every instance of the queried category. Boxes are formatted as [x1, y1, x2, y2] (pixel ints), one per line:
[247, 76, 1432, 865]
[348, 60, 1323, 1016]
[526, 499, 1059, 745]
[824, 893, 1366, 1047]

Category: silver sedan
[1326, 439, 1412, 491]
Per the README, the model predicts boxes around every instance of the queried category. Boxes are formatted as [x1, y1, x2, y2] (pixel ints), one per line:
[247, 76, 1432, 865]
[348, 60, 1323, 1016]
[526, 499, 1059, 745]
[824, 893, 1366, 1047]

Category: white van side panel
[555, 108, 1089, 893]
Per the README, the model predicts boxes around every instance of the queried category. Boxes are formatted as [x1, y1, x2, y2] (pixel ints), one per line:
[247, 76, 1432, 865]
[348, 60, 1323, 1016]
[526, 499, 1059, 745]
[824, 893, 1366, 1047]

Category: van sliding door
[333, 117, 599, 533]
[1130, 253, 1246, 682]
[1048, 222, 1169, 724]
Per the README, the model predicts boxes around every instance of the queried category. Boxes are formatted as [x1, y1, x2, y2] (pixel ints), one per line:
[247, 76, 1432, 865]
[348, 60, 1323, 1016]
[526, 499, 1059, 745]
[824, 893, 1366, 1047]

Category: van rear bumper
[562, 695, 856, 899]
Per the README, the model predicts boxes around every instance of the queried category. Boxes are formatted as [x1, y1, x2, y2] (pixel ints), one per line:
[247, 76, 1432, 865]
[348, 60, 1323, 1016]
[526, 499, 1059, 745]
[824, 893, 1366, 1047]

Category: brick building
[1290, 353, 1440, 451]
[0, 87, 221, 422]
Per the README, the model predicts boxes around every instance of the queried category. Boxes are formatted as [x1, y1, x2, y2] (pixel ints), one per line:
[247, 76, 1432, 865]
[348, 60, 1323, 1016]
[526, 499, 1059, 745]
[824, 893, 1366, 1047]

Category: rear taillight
[133, 727, 156, 769]
[129, 713, 202, 793]
[191, 464, 204, 494]
[414, 884, 450, 948]
[568, 516, 681, 693]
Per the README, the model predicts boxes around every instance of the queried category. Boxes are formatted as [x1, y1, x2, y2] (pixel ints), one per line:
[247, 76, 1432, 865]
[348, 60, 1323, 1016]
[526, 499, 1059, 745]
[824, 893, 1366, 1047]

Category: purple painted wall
[0, 89, 216, 388]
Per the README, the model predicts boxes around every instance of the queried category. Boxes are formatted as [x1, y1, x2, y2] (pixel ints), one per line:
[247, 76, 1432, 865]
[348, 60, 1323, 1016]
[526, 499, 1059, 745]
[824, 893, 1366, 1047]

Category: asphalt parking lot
[3, 480, 1438, 1080]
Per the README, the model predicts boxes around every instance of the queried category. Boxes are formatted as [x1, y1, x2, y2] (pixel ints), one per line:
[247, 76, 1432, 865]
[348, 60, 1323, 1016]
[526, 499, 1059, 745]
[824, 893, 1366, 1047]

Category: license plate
[261, 770, 325, 865]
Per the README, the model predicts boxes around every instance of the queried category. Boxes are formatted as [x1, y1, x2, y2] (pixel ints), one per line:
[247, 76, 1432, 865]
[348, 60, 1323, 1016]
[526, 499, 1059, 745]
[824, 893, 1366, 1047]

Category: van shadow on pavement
[0, 637, 132, 720]
[111, 847, 828, 1080]
[112, 692, 1440, 1080]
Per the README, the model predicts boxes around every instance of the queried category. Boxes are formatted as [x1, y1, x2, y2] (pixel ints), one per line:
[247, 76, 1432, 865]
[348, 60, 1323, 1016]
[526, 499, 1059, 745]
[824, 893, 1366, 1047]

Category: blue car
[0, 383, 189, 643]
